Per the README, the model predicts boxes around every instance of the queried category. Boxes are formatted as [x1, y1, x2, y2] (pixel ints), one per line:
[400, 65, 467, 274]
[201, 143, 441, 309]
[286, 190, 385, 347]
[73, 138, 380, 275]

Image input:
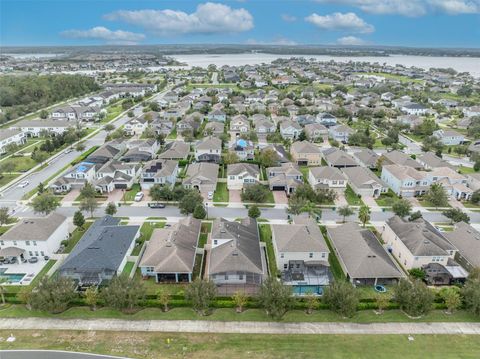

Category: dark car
[28, 257, 38, 263]
[148, 202, 165, 208]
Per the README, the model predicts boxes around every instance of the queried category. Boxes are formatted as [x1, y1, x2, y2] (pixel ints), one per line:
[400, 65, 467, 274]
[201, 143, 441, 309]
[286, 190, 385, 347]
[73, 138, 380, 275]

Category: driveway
[229, 189, 242, 203]
[363, 195, 378, 207]
[106, 190, 123, 203]
[448, 198, 465, 209]
[334, 190, 348, 207]
[61, 189, 80, 203]
[273, 191, 288, 204]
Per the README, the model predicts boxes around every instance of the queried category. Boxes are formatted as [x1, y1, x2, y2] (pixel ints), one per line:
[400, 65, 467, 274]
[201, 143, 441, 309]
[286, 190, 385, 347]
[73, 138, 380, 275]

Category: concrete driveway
[363, 195, 378, 207]
[106, 189, 123, 203]
[273, 191, 288, 204]
[334, 190, 348, 207]
[229, 189, 242, 203]
[61, 189, 80, 203]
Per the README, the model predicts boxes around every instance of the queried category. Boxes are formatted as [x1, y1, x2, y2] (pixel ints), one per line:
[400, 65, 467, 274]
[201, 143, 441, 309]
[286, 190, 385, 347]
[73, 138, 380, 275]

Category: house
[207, 109, 226, 122]
[0, 213, 68, 262]
[322, 148, 358, 168]
[59, 216, 140, 288]
[417, 152, 456, 170]
[51, 105, 99, 121]
[291, 141, 322, 166]
[261, 144, 290, 165]
[380, 150, 423, 170]
[327, 222, 404, 286]
[382, 216, 457, 270]
[0, 129, 27, 154]
[463, 106, 480, 118]
[272, 217, 331, 294]
[151, 118, 174, 137]
[15, 119, 75, 138]
[444, 222, 480, 273]
[354, 149, 379, 169]
[87, 141, 126, 164]
[316, 112, 337, 127]
[380, 164, 429, 197]
[255, 119, 276, 134]
[433, 129, 465, 146]
[94, 160, 140, 193]
[140, 159, 178, 190]
[121, 139, 158, 163]
[267, 162, 303, 194]
[158, 141, 190, 160]
[329, 124, 354, 143]
[466, 173, 480, 191]
[342, 166, 388, 198]
[124, 117, 149, 136]
[208, 218, 265, 295]
[139, 216, 201, 283]
[308, 166, 347, 190]
[280, 120, 302, 140]
[204, 121, 224, 137]
[230, 139, 255, 161]
[400, 103, 429, 115]
[183, 162, 219, 194]
[230, 115, 250, 133]
[227, 163, 260, 190]
[195, 136, 222, 163]
[304, 123, 328, 141]
[427, 167, 472, 201]
[50, 161, 97, 193]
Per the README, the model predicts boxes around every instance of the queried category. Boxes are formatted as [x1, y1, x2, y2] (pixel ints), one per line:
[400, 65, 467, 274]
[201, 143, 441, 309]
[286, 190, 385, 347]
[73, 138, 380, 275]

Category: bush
[394, 279, 434, 317]
[323, 281, 358, 318]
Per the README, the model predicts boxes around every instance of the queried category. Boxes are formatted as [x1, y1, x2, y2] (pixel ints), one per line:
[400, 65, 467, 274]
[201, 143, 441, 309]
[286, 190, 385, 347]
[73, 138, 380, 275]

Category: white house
[0, 129, 27, 154]
[381, 164, 429, 197]
[230, 115, 250, 133]
[400, 103, 429, 115]
[433, 129, 465, 146]
[308, 166, 348, 189]
[0, 213, 69, 261]
[328, 124, 354, 143]
[227, 163, 260, 190]
[140, 159, 178, 190]
[280, 120, 302, 140]
[124, 117, 149, 136]
[15, 119, 74, 138]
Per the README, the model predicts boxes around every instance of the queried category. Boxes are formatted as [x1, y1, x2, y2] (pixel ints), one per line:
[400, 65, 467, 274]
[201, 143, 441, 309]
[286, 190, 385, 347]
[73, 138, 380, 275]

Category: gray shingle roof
[1, 213, 66, 242]
[444, 222, 480, 268]
[272, 218, 329, 253]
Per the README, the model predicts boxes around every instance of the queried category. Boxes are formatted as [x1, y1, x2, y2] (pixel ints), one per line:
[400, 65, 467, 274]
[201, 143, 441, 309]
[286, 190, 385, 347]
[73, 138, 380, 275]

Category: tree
[185, 278, 217, 316]
[37, 182, 45, 194]
[394, 279, 434, 317]
[409, 268, 426, 280]
[80, 196, 98, 218]
[103, 124, 115, 133]
[39, 109, 49, 119]
[105, 202, 117, 216]
[392, 199, 412, 218]
[75, 143, 86, 152]
[440, 287, 461, 314]
[31, 150, 49, 164]
[0, 161, 15, 177]
[193, 204, 206, 219]
[73, 210, 85, 230]
[241, 184, 269, 203]
[424, 183, 448, 208]
[0, 277, 6, 306]
[150, 184, 172, 202]
[32, 192, 60, 215]
[232, 291, 248, 313]
[248, 205, 261, 219]
[102, 275, 146, 313]
[409, 210, 423, 221]
[223, 151, 239, 165]
[80, 182, 97, 199]
[298, 130, 307, 141]
[84, 287, 99, 311]
[375, 294, 390, 314]
[179, 190, 203, 214]
[258, 148, 278, 168]
[338, 205, 354, 223]
[304, 293, 318, 314]
[358, 205, 371, 227]
[0, 207, 10, 226]
[323, 281, 359, 318]
[287, 195, 308, 216]
[157, 290, 170, 312]
[258, 277, 295, 320]
[442, 208, 470, 224]
[462, 271, 480, 317]
[18, 286, 33, 310]
[30, 276, 76, 313]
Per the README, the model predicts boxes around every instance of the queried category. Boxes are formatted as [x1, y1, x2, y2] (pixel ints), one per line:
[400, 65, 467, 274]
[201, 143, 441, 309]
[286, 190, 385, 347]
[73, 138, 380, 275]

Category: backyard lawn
[319, 225, 346, 280]
[199, 222, 212, 248]
[213, 182, 229, 202]
[345, 185, 364, 206]
[1, 330, 479, 359]
[133, 268, 188, 296]
[258, 224, 278, 276]
[122, 261, 135, 276]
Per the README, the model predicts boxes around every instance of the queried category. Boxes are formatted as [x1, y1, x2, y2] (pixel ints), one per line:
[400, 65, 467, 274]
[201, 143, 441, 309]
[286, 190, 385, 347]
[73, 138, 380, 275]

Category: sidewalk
[1, 318, 479, 334]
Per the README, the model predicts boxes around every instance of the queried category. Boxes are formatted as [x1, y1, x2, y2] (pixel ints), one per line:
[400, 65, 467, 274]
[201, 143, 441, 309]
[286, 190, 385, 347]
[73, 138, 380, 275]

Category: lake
[170, 53, 480, 77]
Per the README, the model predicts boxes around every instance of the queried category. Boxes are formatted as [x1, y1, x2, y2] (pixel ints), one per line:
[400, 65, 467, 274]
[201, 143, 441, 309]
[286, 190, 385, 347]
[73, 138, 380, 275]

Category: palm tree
[358, 205, 371, 227]
[338, 205, 354, 223]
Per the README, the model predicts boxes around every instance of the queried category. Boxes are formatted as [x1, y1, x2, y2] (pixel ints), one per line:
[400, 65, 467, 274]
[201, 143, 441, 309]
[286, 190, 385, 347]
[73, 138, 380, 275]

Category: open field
[0, 330, 479, 359]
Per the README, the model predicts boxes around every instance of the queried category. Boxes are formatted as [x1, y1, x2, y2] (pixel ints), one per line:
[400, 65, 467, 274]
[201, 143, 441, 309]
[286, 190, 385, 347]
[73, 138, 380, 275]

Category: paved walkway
[1, 318, 480, 335]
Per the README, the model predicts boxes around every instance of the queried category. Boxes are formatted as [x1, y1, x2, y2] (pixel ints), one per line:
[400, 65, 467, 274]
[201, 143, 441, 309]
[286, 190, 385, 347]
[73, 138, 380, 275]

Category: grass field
[122, 183, 141, 202]
[0, 156, 37, 172]
[258, 223, 278, 276]
[345, 185, 364, 206]
[1, 330, 479, 359]
[213, 182, 229, 202]
[0, 174, 19, 187]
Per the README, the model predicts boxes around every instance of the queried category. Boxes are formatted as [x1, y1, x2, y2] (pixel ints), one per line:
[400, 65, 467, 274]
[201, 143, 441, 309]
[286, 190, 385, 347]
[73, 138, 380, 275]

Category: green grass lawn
[319, 225, 346, 281]
[132, 221, 166, 256]
[0, 174, 20, 187]
[299, 166, 309, 182]
[199, 222, 212, 248]
[417, 197, 451, 209]
[132, 268, 188, 296]
[458, 165, 476, 175]
[375, 190, 400, 207]
[167, 127, 177, 139]
[64, 222, 92, 253]
[258, 224, 278, 276]
[0, 156, 37, 172]
[1, 330, 479, 359]
[213, 182, 229, 202]
[122, 261, 135, 276]
[345, 185, 364, 206]
[122, 183, 141, 202]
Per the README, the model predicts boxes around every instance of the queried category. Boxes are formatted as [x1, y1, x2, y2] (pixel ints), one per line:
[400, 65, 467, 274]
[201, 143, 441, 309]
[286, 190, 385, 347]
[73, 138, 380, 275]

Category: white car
[207, 191, 214, 200]
[134, 192, 144, 202]
[17, 181, 29, 188]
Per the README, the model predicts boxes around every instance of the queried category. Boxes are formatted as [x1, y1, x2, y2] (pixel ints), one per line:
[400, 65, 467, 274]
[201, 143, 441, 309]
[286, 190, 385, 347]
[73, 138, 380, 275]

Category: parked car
[148, 202, 165, 208]
[17, 181, 29, 188]
[134, 192, 144, 202]
[207, 191, 214, 200]
[28, 257, 38, 263]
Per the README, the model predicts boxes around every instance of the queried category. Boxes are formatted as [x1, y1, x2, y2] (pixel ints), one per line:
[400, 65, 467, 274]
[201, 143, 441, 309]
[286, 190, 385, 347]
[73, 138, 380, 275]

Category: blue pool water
[0, 270, 26, 283]
[293, 285, 324, 296]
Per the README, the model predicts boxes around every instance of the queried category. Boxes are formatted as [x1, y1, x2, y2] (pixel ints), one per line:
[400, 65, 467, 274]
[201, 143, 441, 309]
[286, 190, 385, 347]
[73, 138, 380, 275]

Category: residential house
[227, 163, 260, 190]
[195, 136, 222, 163]
[322, 148, 358, 168]
[87, 140, 126, 164]
[400, 103, 429, 115]
[255, 118, 276, 134]
[327, 222, 404, 286]
[183, 162, 219, 194]
[342, 166, 388, 198]
[230, 139, 255, 161]
[208, 218, 265, 295]
[291, 141, 322, 166]
[15, 119, 74, 138]
[433, 129, 465, 146]
[261, 144, 290, 165]
[444, 222, 480, 273]
[121, 139, 159, 163]
[124, 117, 149, 136]
[204, 121, 224, 137]
[380, 150, 423, 170]
[466, 173, 480, 191]
[59, 216, 140, 288]
[463, 106, 480, 118]
[94, 160, 140, 193]
[308, 166, 347, 190]
[304, 123, 328, 141]
[140, 159, 178, 190]
[230, 115, 250, 133]
[0, 213, 68, 262]
[50, 161, 96, 193]
[280, 120, 302, 140]
[207, 109, 226, 122]
[316, 113, 337, 127]
[267, 162, 303, 195]
[354, 149, 379, 169]
[417, 152, 457, 170]
[0, 129, 27, 154]
[158, 141, 190, 160]
[329, 124, 354, 143]
[380, 164, 429, 197]
[139, 216, 201, 283]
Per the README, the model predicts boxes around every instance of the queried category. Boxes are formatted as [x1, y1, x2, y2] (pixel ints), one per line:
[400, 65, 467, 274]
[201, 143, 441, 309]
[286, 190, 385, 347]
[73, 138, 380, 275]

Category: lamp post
[205, 202, 208, 220]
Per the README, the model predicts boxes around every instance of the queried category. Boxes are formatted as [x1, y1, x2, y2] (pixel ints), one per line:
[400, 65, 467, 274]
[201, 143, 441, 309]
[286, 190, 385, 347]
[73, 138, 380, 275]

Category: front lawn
[131, 221, 166, 256]
[213, 182, 229, 202]
[375, 190, 399, 207]
[345, 185, 364, 206]
[122, 183, 141, 202]
[417, 197, 451, 209]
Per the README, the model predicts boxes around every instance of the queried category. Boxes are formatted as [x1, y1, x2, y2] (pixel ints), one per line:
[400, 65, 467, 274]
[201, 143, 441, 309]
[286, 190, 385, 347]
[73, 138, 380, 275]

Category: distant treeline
[0, 74, 100, 123]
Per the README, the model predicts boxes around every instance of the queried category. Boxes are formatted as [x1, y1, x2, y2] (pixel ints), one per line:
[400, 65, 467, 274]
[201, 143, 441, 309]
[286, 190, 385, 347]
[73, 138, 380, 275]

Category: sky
[1, 0, 480, 48]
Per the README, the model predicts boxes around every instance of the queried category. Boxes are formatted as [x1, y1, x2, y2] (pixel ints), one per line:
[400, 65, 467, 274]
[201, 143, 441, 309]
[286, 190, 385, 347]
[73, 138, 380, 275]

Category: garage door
[272, 186, 286, 191]
[115, 184, 128, 189]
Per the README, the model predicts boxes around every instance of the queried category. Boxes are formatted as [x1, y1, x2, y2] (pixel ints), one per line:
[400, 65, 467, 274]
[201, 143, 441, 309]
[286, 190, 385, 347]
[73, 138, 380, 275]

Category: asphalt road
[0, 351, 134, 359]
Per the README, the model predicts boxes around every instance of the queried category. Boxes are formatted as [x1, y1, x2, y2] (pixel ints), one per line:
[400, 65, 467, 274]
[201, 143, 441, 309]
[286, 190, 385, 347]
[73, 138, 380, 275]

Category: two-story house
[308, 166, 348, 190]
[267, 162, 303, 195]
[227, 163, 260, 190]
[291, 141, 322, 166]
[195, 136, 222, 163]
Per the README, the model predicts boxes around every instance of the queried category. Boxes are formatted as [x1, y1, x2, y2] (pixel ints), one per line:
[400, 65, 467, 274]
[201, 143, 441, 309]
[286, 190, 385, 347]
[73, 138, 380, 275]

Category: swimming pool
[292, 285, 324, 296]
[0, 269, 26, 283]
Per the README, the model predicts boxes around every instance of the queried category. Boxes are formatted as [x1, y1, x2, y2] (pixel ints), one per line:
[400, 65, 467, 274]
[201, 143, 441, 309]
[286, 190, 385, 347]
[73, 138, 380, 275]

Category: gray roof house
[208, 218, 266, 295]
[381, 150, 423, 170]
[328, 222, 404, 286]
[417, 152, 457, 170]
[341, 166, 388, 198]
[158, 141, 190, 160]
[444, 222, 480, 273]
[267, 162, 303, 194]
[195, 136, 222, 163]
[308, 166, 347, 189]
[59, 216, 140, 288]
[354, 149, 379, 169]
[183, 162, 219, 194]
[322, 148, 358, 168]
[139, 216, 201, 283]
[140, 159, 179, 190]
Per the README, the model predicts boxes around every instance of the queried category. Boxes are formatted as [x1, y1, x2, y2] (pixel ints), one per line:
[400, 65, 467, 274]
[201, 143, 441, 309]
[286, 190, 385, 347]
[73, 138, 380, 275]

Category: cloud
[281, 14, 297, 22]
[61, 26, 145, 44]
[315, 0, 480, 16]
[104, 2, 254, 35]
[305, 12, 374, 33]
[246, 37, 298, 45]
[337, 36, 368, 45]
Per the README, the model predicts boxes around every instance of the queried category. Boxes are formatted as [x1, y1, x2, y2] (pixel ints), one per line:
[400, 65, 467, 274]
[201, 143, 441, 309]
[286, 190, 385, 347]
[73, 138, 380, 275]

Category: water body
[171, 53, 480, 77]
[3, 53, 65, 59]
